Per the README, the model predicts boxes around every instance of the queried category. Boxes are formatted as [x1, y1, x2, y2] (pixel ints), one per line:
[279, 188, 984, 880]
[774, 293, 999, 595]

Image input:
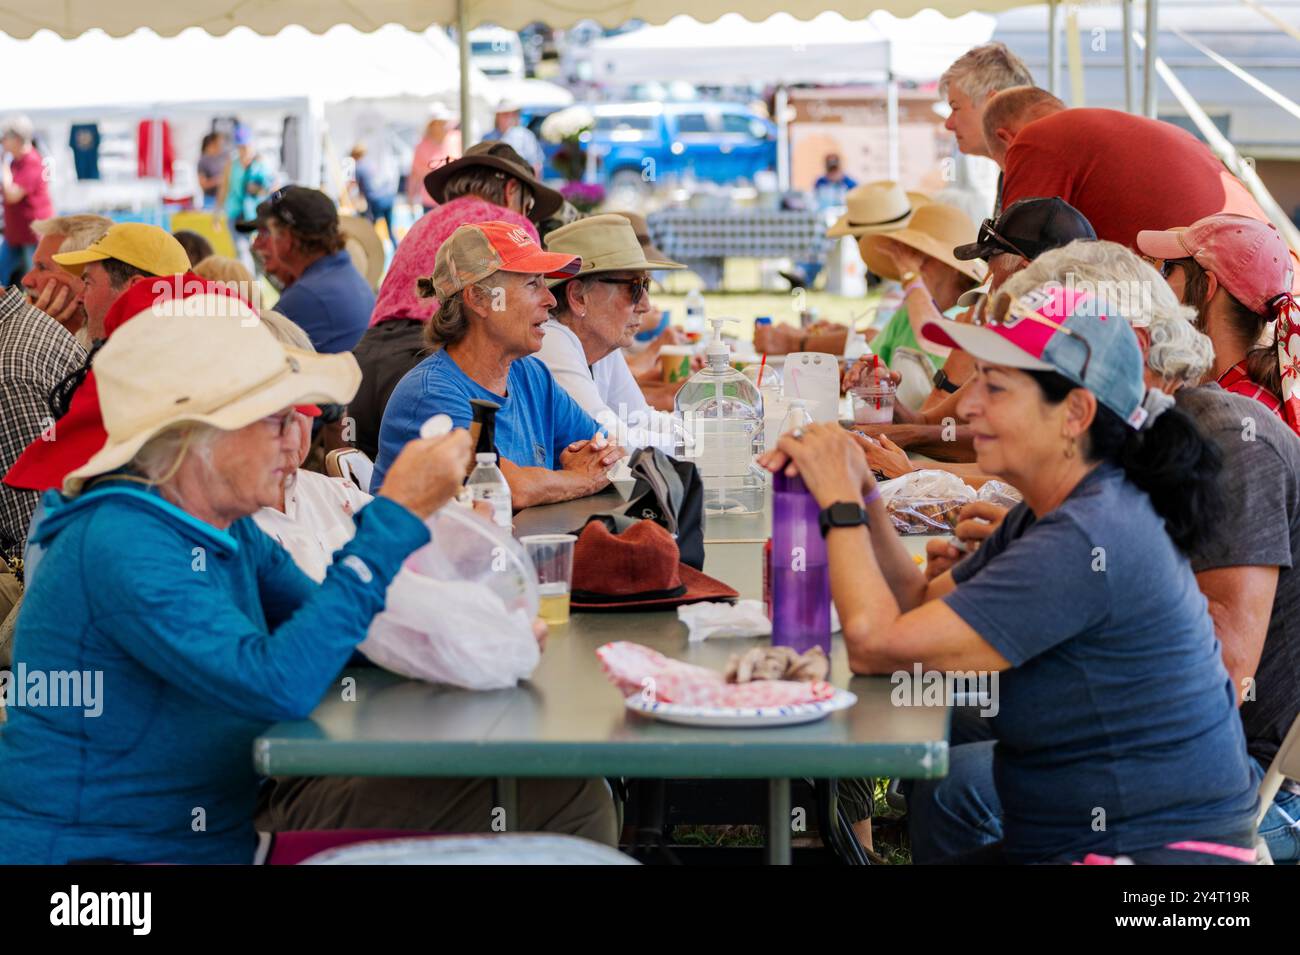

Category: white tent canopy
[0, 1, 1037, 38]
[584, 13, 891, 86]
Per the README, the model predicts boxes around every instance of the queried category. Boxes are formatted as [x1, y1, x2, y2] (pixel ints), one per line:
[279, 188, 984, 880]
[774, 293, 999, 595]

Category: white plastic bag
[879, 469, 977, 535]
[358, 504, 540, 690]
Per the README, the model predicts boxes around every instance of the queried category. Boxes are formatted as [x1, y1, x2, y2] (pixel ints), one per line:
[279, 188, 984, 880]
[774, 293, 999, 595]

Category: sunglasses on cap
[977, 291, 1094, 382]
[265, 186, 298, 227]
[975, 217, 1032, 260]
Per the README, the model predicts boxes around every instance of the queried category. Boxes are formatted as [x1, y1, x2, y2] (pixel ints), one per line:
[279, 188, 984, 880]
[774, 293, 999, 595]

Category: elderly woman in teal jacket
[0, 294, 612, 864]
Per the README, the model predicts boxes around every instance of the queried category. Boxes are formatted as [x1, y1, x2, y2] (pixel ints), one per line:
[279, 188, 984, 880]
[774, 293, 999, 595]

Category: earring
[1063, 434, 1076, 459]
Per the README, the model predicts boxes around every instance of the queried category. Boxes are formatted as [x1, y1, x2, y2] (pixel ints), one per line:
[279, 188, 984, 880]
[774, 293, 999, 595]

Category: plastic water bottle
[684, 288, 706, 335]
[769, 400, 831, 654]
[674, 318, 766, 514]
[466, 452, 512, 529]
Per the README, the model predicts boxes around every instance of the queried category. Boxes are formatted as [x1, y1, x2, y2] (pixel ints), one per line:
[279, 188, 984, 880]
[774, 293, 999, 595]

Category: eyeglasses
[978, 292, 1094, 382]
[596, 276, 652, 306]
[260, 409, 299, 438]
[1141, 255, 1187, 280]
[975, 217, 1032, 260]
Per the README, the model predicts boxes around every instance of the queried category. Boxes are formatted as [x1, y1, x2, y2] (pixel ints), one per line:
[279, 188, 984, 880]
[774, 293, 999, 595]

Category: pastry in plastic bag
[725, 646, 830, 684]
[878, 469, 978, 535]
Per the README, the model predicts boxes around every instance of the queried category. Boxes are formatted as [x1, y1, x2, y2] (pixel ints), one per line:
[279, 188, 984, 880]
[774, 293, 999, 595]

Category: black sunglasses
[978, 292, 1094, 382]
[976, 217, 1032, 260]
[266, 186, 297, 227]
[595, 276, 651, 306]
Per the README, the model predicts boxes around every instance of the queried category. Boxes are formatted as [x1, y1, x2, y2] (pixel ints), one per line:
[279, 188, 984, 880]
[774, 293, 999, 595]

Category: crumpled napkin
[677, 599, 772, 643]
[596, 641, 835, 708]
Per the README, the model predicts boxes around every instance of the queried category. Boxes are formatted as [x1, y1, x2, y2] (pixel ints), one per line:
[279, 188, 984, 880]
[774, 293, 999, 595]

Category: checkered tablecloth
[647, 209, 834, 262]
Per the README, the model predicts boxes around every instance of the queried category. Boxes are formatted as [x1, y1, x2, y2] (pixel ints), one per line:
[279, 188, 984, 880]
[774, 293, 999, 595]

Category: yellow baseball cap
[53, 222, 191, 278]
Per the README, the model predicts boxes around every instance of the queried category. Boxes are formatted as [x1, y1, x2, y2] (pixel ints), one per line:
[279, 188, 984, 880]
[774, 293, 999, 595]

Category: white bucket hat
[65, 294, 361, 494]
[826, 181, 930, 238]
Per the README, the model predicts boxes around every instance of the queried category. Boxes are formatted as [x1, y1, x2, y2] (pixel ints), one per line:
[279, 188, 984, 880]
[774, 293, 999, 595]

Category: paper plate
[624, 688, 857, 727]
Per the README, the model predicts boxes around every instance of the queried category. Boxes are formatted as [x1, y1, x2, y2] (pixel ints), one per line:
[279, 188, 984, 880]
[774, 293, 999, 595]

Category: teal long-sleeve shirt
[0, 481, 428, 864]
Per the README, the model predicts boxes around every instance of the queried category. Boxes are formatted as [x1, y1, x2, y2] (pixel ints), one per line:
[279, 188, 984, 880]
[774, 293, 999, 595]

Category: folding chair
[325, 448, 374, 494]
[1255, 711, 1300, 864]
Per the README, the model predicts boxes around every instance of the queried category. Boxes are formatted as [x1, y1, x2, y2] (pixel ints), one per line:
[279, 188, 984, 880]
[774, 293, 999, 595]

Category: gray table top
[254, 609, 949, 780]
[255, 490, 949, 780]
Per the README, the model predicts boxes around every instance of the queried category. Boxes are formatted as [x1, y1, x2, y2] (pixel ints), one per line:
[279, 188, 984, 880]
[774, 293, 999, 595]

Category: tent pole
[1066, 7, 1085, 106]
[886, 76, 900, 181]
[1143, 0, 1159, 117]
[775, 85, 790, 192]
[458, 0, 474, 144]
[1123, 0, 1135, 112]
[1047, 0, 1060, 95]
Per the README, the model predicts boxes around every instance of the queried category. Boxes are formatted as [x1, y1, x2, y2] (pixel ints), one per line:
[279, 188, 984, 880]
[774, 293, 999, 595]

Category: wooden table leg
[766, 778, 792, 865]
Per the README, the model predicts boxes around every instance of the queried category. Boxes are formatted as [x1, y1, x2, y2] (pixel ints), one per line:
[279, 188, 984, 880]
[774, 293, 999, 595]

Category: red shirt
[1002, 109, 1273, 251]
[1218, 360, 1285, 415]
[4, 148, 53, 246]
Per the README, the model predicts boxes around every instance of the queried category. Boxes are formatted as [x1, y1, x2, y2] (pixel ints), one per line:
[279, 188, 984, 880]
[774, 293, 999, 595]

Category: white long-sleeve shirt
[535, 319, 683, 451]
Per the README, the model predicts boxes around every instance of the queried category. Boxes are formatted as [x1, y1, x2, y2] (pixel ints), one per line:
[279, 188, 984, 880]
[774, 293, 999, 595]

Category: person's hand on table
[379, 429, 473, 517]
[848, 430, 912, 479]
[758, 422, 874, 508]
[29, 280, 79, 327]
[921, 503, 1009, 579]
[560, 432, 625, 494]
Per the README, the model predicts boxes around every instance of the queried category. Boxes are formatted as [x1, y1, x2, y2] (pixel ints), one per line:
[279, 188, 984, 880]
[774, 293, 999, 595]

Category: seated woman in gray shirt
[761, 264, 1259, 864]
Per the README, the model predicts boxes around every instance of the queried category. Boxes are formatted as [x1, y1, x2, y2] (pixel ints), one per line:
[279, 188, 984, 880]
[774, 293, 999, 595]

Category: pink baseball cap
[1136, 214, 1294, 316]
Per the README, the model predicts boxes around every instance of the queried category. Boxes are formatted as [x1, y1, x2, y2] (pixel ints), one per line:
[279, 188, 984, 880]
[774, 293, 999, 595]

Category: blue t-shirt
[372, 350, 599, 491]
[944, 462, 1258, 863]
[273, 250, 375, 354]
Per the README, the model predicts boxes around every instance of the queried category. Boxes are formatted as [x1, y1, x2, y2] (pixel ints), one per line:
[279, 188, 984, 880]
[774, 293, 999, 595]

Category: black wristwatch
[933, 369, 960, 394]
[819, 502, 869, 537]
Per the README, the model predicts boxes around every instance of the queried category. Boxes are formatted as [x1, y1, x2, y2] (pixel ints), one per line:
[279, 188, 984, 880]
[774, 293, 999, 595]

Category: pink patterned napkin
[596, 642, 836, 709]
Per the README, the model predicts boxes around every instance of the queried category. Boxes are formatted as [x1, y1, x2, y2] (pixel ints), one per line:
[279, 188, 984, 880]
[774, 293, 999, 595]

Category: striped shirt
[0, 287, 86, 555]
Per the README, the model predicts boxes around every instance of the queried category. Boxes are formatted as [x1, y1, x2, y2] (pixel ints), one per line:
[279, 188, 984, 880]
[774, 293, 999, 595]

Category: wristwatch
[819, 501, 869, 537]
[933, 369, 960, 394]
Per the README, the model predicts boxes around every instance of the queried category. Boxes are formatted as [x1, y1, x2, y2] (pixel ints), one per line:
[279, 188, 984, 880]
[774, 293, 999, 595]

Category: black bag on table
[577, 448, 706, 570]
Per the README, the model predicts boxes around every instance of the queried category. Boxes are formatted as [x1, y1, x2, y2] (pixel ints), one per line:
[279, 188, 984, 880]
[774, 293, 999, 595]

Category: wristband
[863, 486, 882, 507]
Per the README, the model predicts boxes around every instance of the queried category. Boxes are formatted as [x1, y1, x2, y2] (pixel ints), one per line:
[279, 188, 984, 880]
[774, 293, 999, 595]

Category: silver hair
[1001, 240, 1215, 385]
[939, 42, 1035, 105]
[259, 309, 316, 352]
[32, 214, 113, 253]
[550, 276, 598, 321]
[129, 423, 222, 486]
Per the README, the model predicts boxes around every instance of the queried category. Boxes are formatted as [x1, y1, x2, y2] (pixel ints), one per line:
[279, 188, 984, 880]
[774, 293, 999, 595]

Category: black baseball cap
[954, 197, 1096, 263]
[235, 185, 338, 235]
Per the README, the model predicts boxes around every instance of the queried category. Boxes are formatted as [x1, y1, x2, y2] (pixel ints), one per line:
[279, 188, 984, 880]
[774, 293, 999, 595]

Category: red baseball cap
[1136, 214, 1296, 316]
[4, 274, 256, 492]
[425, 220, 580, 300]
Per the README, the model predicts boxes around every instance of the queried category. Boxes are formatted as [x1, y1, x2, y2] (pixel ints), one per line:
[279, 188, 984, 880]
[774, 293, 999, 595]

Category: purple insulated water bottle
[770, 403, 831, 654]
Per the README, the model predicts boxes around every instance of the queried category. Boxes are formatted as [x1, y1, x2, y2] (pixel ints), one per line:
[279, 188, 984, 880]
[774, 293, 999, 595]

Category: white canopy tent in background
[0, 24, 505, 209]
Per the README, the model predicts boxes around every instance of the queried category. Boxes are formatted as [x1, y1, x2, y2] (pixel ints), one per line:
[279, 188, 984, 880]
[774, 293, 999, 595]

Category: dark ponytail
[47, 338, 105, 420]
[1028, 370, 1223, 554]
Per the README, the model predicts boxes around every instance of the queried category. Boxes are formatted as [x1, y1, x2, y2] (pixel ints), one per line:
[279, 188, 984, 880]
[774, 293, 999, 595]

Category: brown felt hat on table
[858, 202, 987, 285]
[423, 140, 564, 222]
[569, 520, 737, 611]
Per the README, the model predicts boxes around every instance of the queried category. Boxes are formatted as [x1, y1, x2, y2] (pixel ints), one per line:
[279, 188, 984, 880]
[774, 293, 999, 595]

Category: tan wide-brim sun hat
[64, 294, 361, 495]
[339, 214, 385, 290]
[424, 140, 564, 222]
[826, 181, 931, 238]
[858, 202, 988, 285]
[608, 209, 673, 264]
[543, 213, 686, 287]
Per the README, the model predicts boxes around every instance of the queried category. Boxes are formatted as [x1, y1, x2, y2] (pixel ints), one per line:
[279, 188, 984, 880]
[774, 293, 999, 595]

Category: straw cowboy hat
[826, 181, 931, 238]
[64, 296, 360, 495]
[543, 213, 685, 286]
[339, 214, 385, 290]
[858, 202, 988, 285]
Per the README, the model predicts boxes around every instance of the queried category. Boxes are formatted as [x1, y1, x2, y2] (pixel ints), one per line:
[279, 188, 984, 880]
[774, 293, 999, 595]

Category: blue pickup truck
[530, 101, 777, 189]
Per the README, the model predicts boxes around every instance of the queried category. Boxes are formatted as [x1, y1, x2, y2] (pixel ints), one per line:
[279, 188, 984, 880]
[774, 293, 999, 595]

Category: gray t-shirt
[1178, 384, 1300, 767]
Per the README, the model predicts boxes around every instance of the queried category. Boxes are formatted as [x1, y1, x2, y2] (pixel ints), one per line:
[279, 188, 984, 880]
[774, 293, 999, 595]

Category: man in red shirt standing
[0, 115, 54, 287]
[981, 88, 1282, 254]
